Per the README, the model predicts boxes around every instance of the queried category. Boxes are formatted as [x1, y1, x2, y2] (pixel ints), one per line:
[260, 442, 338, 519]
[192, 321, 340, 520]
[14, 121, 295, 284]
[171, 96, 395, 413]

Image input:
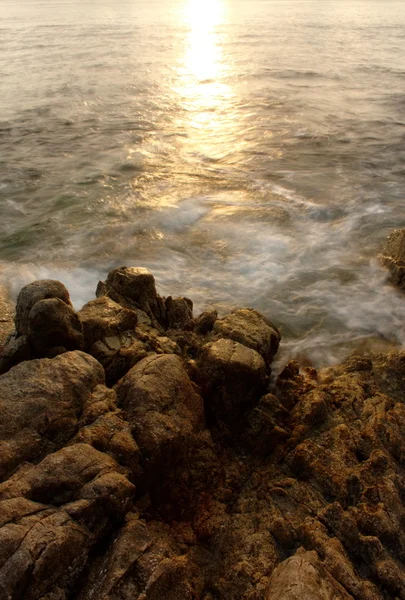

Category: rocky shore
[0, 231, 404, 600]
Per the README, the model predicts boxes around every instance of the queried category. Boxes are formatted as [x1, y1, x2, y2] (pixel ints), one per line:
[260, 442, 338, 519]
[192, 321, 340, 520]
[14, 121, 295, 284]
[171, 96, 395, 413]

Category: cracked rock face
[0, 264, 405, 600]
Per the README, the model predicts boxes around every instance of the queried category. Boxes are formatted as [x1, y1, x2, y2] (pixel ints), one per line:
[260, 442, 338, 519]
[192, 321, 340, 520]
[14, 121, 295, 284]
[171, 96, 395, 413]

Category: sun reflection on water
[174, 0, 242, 162]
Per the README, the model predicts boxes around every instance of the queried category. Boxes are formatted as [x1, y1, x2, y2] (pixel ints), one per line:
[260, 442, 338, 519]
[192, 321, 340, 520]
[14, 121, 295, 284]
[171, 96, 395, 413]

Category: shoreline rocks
[0, 256, 404, 599]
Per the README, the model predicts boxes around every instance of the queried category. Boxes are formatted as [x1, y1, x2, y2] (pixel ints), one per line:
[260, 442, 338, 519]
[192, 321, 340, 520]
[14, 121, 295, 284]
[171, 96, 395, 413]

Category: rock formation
[0, 260, 404, 600]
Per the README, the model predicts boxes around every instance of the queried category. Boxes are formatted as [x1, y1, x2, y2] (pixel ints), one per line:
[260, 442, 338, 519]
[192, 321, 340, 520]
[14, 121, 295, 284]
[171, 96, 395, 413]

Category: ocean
[1, 0, 405, 366]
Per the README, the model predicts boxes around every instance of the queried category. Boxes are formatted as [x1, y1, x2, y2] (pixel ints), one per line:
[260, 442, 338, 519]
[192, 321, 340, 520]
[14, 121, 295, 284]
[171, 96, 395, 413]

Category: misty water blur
[1, 0, 405, 367]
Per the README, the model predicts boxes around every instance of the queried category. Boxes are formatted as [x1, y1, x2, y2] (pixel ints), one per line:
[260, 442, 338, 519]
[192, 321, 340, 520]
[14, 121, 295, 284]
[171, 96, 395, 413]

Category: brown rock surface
[1, 268, 405, 600]
[27, 297, 84, 356]
[212, 307, 280, 364]
[97, 266, 166, 327]
[381, 228, 405, 289]
[197, 338, 267, 422]
[15, 279, 72, 335]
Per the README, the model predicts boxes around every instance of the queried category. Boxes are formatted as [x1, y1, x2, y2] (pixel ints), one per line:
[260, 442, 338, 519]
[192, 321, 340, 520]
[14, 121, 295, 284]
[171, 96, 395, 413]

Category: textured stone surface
[28, 297, 84, 356]
[0, 351, 104, 480]
[212, 307, 281, 364]
[78, 296, 138, 347]
[381, 228, 405, 289]
[1, 269, 405, 600]
[15, 279, 71, 335]
[197, 338, 267, 422]
[97, 266, 166, 327]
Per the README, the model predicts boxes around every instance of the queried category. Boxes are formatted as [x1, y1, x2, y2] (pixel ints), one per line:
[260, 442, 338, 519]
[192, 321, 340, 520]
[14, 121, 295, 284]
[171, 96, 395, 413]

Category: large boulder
[78, 296, 138, 348]
[27, 297, 84, 356]
[15, 279, 72, 335]
[115, 354, 204, 477]
[97, 267, 166, 327]
[212, 308, 280, 365]
[197, 338, 267, 422]
[381, 228, 405, 289]
[0, 351, 104, 480]
[165, 296, 193, 330]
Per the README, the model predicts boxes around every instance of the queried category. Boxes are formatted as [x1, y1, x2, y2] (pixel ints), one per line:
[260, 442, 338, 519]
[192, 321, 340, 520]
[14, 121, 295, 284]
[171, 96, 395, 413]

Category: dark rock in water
[197, 338, 267, 422]
[15, 279, 71, 335]
[381, 228, 405, 289]
[165, 295, 193, 330]
[27, 297, 84, 356]
[97, 266, 166, 327]
[194, 308, 218, 334]
[78, 296, 138, 347]
[212, 307, 281, 365]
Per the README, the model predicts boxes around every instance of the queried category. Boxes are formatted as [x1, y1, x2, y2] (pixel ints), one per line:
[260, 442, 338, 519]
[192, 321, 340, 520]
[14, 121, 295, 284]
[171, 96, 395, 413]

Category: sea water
[1, 0, 405, 366]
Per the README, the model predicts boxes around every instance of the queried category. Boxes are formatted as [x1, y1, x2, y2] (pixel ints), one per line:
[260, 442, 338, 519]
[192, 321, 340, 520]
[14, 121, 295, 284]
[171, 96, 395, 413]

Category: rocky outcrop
[0, 264, 405, 600]
[381, 228, 405, 289]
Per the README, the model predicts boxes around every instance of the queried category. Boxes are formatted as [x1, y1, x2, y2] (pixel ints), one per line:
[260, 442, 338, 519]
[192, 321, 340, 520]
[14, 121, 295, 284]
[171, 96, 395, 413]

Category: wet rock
[165, 295, 193, 330]
[212, 308, 280, 364]
[197, 338, 267, 422]
[381, 228, 405, 289]
[78, 296, 137, 347]
[194, 309, 218, 335]
[15, 279, 71, 335]
[97, 266, 166, 327]
[265, 547, 353, 600]
[27, 297, 84, 356]
[0, 351, 104, 480]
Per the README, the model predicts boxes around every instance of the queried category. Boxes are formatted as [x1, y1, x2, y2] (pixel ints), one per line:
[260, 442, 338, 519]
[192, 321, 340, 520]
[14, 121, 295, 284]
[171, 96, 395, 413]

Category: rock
[0, 443, 135, 600]
[212, 308, 280, 364]
[197, 338, 267, 422]
[97, 267, 166, 327]
[0, 284, 15, 346]
[194, 309, 218, 335]
[243, 394, 290, 456]
[0, 351, 104, 480]
[265, 547, 353, 600]
[0, 333, 32, 375]
[381, 228, 405, 289]
[165, 296, 193, 330]
[15, 279, 71, 335]
[27, 297, 84, 356]
[78, 296, 137, 347]
[77, 517, 203, 600]
[115, 354, 204, 477]
[74, 385, 142, 476]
